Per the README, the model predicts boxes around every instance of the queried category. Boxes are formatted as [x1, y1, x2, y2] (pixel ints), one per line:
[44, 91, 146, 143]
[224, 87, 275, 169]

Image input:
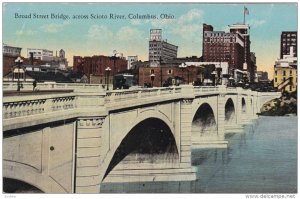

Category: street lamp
[14, 57, 23, 92]
[211, 70, 217, 87]
[150, 73, 155, 88]
[105, 67, 111, 91]
[111, 50, 118, 89]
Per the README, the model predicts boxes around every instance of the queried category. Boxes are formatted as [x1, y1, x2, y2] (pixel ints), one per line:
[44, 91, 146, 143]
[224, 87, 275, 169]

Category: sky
[3, 2, 298, 79]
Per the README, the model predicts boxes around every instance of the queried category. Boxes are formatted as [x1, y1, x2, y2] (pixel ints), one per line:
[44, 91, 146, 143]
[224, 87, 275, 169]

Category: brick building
[280, 31, 297, 59]
[139, 66, 201, 87]
[202, 23, 254, 81]
[3, 44, 22, 76]
[73, 55, 127, 83]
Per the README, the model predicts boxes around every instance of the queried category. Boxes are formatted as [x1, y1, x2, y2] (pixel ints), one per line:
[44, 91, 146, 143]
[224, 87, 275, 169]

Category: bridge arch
[3, 161, 67, 193]
[225, 98, 235, 123]
[3, 178, 43, 193]
[192, 103, 217, 136]
[103, 115, 178, 181]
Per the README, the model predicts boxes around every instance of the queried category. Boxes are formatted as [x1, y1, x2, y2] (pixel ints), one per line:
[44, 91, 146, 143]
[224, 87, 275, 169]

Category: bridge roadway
[2, 83, 280, 193]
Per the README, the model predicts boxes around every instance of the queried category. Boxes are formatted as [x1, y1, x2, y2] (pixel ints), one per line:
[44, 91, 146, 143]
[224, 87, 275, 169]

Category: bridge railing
[3, 82, 105, 92]
[3, 93, 77, 120]
[105, 87, 182, 103]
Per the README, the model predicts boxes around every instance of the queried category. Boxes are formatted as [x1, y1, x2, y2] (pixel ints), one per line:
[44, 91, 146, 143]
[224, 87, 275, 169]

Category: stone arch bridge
[2, 83, 280, 193]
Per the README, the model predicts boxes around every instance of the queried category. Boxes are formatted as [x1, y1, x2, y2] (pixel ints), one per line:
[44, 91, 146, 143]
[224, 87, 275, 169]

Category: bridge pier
[74, 117, 106, 193]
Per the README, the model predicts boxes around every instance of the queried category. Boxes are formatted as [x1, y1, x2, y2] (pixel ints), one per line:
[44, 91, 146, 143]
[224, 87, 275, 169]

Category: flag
[244, 7, 249, 15]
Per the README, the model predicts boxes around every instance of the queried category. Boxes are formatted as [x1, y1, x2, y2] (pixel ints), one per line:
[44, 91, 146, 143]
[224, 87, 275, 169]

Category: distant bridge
[2, 83, 280, 193]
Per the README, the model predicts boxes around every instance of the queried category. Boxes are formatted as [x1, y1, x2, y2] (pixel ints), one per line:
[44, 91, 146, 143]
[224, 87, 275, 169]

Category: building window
[283, 71, 286, 76]
[150, 69, 154, 74]
[168, 69, 172, 74]
[275, 70, 277, 76]
[290, 85, 292, 91]
[275, 77, 277, 82]
[290, 70, 293, 76]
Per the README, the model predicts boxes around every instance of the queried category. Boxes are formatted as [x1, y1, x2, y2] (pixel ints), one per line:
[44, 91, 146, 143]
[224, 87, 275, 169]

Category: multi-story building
[3, 44, 22, 57]
[127, 55, 138, 70]
[27, 48, 53, 61]
[202, 23, 254, 81]
[249, 52, 257, 82]
[73, 55, 127, 83]
[274, 47, 297, 93]
[280, 31, 297, 59]
[257, 71, 269, 82]
[229, 24, 251, 70]
[149, 29, 178, 67]
[3, 44, 22, 75]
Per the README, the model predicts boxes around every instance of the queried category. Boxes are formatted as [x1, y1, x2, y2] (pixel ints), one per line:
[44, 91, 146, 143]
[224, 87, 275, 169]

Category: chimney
[30, 52, 34, 65]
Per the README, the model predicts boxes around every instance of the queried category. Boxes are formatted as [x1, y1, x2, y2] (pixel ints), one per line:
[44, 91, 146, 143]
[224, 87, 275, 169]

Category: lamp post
[105, 67, 111, 91]
[111, 50, 118, 89]
[211, 70, 217, 87]
[150, 73, 155, 88]
[14, 57, 23, 92]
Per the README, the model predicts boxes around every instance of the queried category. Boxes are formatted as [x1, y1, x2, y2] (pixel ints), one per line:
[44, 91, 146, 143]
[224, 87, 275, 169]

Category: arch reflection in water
[242, 97, 246, 113]
[104, 118, 179, 179]
[192, 103, 217, 136]
[225, 98, 235, 124]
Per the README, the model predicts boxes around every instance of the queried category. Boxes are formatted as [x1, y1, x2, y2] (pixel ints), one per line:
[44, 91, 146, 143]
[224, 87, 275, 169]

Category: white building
[27, 48, 53, 61]
[149, 29, 178, 67]
[127, 56, 138, 70]
[3, 44, 22, 57]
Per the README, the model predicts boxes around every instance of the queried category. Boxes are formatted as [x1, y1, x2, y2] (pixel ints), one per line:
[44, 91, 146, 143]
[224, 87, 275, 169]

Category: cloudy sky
[3, 3, 297, 78]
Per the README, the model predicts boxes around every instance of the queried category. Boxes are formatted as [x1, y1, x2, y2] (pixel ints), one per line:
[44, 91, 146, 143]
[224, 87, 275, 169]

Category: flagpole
[244, 6, 245, 24]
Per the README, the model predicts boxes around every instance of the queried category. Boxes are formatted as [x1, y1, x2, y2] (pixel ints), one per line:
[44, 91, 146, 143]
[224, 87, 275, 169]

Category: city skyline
[3, 3, 297, 79]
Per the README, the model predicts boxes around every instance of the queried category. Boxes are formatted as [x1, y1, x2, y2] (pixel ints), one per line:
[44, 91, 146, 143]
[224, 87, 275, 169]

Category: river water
[101, 116, 297, 193]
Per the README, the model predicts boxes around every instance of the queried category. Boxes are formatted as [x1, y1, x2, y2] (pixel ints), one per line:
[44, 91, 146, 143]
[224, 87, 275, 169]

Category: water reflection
[101, 116, 297, 193]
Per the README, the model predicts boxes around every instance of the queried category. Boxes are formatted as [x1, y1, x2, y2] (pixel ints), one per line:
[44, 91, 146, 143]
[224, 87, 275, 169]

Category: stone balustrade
[3, 82, 106, 92]
[105, 87, 182, 104]
[3, 93, 77, 120]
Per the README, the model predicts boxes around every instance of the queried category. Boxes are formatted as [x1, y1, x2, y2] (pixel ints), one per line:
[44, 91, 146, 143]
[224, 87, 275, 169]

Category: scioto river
[101, 116, 297, 193]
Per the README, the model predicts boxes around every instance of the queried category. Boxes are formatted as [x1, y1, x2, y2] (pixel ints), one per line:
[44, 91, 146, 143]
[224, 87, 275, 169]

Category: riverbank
[260, 91, 297, 116]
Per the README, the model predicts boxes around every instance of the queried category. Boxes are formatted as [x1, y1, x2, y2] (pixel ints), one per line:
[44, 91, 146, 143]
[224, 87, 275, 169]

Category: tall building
[249, 52, 257, 82]
[202, 23, 254, 81]
[280, 31, 297, 59]
[202, 24, 244, 71]
[228, 24, 251, 71]
[27, 48, 53, 61]
[149, 29, 178, 67]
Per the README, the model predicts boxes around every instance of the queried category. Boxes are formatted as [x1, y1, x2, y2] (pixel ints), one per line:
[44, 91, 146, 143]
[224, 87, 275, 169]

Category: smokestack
[30, 52, 34, 65]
